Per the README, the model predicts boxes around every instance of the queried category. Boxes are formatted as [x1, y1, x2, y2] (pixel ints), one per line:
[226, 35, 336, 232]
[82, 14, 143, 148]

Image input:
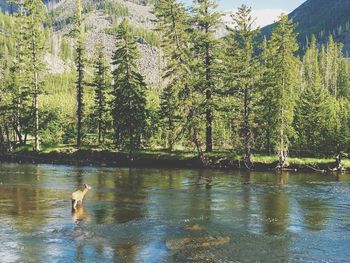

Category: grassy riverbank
[0, 143, 347, 172]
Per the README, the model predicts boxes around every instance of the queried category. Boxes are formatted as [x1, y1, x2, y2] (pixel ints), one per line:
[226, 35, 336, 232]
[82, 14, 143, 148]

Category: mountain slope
[262, 0, 350, 54]
[0, 0, 161, 86]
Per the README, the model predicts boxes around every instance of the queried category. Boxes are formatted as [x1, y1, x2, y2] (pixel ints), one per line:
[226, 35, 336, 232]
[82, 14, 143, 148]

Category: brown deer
[71, 183, 92, 210]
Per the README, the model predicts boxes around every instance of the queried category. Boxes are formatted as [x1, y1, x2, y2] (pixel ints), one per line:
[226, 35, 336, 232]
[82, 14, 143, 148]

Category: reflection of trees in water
[262, 173, 290, 235]
[0, 165, 49, 232]
[113, 242, 138, 262]
[277, 172, 289, 187]
[74, 168, 84, 188]
[186, 170, 213, 223]
[0, 165, 49, 262]
[241, 171, 253, 230]
[74, 241, 84, 263]
[112, 168, 147, 223]
[93, 170, 111, 224]
[110, 170, 148, 263]
[258, 173, 291, 260]
[298, 198, 330, 231]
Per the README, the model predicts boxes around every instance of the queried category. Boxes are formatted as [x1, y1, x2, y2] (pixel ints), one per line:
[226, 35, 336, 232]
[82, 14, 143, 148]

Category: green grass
[11, 143, 346, 168]
[253, 154, 347, 168]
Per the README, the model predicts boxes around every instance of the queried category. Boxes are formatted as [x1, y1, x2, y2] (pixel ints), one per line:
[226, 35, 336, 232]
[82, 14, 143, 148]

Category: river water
[0, 163, 350, 262]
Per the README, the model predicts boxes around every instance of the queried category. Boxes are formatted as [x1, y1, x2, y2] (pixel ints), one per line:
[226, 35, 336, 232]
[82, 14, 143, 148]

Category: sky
[182, 0, 306, 27]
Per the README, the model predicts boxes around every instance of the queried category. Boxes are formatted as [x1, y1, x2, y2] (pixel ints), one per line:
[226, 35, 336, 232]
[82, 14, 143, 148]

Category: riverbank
[0, 147, 347, 173]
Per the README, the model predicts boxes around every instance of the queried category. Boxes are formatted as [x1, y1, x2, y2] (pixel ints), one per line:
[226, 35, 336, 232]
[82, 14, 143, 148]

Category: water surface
[1, 163, 350, 262]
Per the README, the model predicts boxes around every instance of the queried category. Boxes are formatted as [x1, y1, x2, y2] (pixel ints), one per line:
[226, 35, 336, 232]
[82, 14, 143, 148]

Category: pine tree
[338, 59, 350, 99]
[60, 37, 72, 62]
[9, 3, 32, 146]
[24, 0, 46, 152]
[92, 44, 109, 144]
[0, 45, 7, 153]
[191, 0, 222, 152]
[326, 35, 342, 98]
[0, 43, 12, 152]
[262, 15, 300, 167]
[154, 0, 191, 151]
[295, 36, 331, 154]
[74, 0, 85, 148]
[319, 44, 328, 90]
[224, 5, 260, 165]
[258, 36, 274, 154]
[111, 19, 148, 151]
[302, 35, 318, 91]
[318, 35, 344, 99]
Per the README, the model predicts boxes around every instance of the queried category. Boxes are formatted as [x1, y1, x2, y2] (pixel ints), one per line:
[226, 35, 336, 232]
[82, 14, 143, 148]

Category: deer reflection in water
[72, 205, 90, 224]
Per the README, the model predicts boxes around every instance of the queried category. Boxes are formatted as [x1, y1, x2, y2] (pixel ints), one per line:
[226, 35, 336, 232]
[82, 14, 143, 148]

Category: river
[0, 163, 350, 262]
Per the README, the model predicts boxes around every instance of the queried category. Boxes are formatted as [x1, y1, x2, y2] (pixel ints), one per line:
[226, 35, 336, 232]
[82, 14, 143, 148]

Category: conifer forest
[1, 0, 350, 167]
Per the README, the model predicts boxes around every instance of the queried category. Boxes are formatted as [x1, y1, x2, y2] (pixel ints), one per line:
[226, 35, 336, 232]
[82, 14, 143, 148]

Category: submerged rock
[166, 236, 230, 250]
[184, 224, 203, 231]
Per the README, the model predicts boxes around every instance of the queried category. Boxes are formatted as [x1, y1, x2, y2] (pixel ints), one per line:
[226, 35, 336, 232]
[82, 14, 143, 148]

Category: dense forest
[1, 0, 350, 167]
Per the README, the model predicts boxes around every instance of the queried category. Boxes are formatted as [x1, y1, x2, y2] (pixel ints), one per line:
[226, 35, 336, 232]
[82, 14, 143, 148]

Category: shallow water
[1, 163, 350, 262]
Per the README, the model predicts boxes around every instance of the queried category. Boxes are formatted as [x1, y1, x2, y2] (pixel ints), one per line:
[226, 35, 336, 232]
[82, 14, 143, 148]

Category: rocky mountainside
[1, 0, 161, 86]
[262, 0, 350, 55]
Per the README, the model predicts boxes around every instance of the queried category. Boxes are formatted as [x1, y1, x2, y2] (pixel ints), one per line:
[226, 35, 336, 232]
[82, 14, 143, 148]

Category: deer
[71, 183, 92, 210]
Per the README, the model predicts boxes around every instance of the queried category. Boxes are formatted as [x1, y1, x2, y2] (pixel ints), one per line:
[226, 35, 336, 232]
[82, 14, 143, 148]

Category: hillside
[262, 0, 350, 55]
[1, 0, 161, 86]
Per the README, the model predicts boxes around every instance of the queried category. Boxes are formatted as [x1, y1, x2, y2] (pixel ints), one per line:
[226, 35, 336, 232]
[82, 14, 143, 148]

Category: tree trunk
[205, 40, 213, 153]
[0, 126, 5, 153]
[33, 71, 40, 152]
[193, 126, 205, 166]
[98, 120, 102, 145]
[76, 47, 84, 149]
[243, 88, 251, 165]
[77, 79, 83, 148]
[334, 153, 343, 171]
[206, 89, 213, 153]
[168, 118, 174, 152]
[5, 125, 12, 152]
[266, 129, 271, 154]
[13, 125, 23, 145]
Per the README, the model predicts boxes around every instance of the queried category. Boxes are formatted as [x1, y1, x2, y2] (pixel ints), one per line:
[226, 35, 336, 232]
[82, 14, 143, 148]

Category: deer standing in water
[71, 183, 92, 210]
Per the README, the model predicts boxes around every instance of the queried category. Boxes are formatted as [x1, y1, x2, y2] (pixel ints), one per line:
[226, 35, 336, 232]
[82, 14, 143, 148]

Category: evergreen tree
[224, 5, 260, 165]
[258, 36, 275, 154]
[24, 0, 46, 152]
[336, 99, 350, 154]
[60, 37, 72, 62]
[92, 44, 109, 144]
[191, 0, 222, 152]
[326, 35, 342, 98]
[337, 59, 350, 99]
[111, 19, 148, 151]
[0, 44, 12, 152]
[317, 36, 344, 99]
[154, 0, 191, 151]
[319, 44, 328, 91]
[10, 0, 32, 146]
[295, 36, 332, 154]
[74, 0, 85, 148]
[302, 35, 318, 91]
[262, 15, 300, 167]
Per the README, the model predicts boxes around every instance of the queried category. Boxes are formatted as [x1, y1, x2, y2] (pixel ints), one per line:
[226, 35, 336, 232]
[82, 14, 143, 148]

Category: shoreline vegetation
[0, 145, 347, 173]
[1, 2, 350, 173]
